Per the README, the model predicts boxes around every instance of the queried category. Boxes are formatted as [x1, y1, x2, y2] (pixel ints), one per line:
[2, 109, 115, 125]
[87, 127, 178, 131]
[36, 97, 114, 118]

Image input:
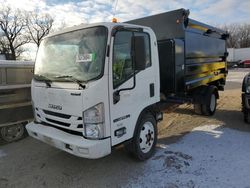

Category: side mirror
[132, 36, 146, 71]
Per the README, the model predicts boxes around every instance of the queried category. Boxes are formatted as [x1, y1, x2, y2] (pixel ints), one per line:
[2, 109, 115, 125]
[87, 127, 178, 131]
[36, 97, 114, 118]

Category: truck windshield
[35, 26, 107, 82]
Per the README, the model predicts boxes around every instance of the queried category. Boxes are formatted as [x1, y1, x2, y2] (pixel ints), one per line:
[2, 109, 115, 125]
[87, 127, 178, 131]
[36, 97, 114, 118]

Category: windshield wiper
[34, 74, 52, 87]
[54, 75, 86, 89]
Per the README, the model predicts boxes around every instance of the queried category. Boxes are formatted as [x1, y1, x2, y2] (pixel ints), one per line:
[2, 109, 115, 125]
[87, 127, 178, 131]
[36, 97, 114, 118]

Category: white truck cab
[26, 22, 161, 160]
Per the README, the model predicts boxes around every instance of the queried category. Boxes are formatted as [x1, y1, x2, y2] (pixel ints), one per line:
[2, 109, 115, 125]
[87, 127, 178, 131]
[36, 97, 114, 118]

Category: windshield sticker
[76, 53, 96, 63]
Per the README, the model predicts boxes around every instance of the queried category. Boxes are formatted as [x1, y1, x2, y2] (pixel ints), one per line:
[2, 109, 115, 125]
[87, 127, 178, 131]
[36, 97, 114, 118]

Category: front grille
[41, 121, 83, 136]
[77, 124, 83, 128]
[45, 118, 70, 127]
[43, 110, 71, 119]
[36, 108, 83, 131]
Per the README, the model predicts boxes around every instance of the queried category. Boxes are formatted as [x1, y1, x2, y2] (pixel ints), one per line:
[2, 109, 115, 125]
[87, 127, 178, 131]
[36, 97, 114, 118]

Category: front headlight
[83, 103, 105, 139]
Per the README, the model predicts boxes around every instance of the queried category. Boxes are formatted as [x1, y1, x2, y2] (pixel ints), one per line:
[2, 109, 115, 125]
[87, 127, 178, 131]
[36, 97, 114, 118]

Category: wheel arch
[131, 104, 159, 139]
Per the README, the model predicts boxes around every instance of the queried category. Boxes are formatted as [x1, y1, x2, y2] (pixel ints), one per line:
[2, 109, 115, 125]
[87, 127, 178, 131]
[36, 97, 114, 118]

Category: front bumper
[26, 122, 111, 159]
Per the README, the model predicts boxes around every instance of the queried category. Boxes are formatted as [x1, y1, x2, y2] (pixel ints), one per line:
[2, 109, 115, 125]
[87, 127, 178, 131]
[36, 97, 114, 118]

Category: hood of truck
[33, 86, 83, 116]
[31, 76, 110, 119]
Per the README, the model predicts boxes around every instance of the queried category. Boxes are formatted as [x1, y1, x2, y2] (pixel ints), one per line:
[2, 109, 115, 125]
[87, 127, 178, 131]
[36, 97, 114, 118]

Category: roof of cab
[44, 22, 151, 39]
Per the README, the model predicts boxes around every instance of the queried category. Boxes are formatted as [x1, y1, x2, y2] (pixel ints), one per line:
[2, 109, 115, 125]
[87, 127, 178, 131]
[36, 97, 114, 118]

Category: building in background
[228, 48, 250, 62]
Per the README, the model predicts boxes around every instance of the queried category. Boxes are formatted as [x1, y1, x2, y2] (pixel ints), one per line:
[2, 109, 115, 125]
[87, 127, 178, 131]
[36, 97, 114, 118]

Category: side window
[135, 32, 151, 68]
[113, 31, 133, 88]
[112, 30, 151, 88]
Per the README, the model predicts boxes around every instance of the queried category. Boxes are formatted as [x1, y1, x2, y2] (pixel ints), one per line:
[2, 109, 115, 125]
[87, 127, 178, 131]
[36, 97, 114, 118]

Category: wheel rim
[1, 124, 24, 142]
[139, 121, 155, 153]
[210, 94, 216, 112]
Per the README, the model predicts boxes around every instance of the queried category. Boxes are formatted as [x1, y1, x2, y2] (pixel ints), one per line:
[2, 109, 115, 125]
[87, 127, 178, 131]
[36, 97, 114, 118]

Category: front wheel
[125, 113, 157, 161]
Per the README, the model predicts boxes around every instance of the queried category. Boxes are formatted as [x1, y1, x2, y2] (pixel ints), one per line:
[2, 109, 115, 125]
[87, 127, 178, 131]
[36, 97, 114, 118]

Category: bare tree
[0, 37, 9, 54]
[0, 30, 8, 54]
[0, 6, 30, 60]
[26, 12, 54, 47]
[222, 24, 239, 48]
[221, 23, 250, 48]
[238, 24, 250, 48]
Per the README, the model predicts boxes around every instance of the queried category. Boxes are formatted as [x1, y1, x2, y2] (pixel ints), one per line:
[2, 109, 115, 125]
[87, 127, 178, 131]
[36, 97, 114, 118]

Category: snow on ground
[125, 125, 250, 188]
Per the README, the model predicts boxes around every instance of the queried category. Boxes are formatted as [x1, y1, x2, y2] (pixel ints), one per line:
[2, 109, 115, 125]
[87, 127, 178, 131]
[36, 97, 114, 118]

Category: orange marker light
[112, 18, 118, 23]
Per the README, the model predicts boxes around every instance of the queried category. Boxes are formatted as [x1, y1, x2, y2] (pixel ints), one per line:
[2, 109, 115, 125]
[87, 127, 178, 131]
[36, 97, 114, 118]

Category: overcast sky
[1, 0, 249, 60]
[1, 0, 250, 28]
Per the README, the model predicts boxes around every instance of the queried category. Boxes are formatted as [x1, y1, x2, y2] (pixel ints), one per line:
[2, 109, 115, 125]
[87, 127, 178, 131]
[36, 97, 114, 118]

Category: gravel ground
[158, 68, 250, 142]
[0, 68, 250, 188]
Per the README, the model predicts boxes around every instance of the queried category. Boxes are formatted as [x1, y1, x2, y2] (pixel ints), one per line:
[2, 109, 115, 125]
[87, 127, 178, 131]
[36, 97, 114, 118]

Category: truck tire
[201, 91, 217, 116]
[125, 113, 157, 161]
[0, 123, 26, 144]
[194, 104, 202, 115]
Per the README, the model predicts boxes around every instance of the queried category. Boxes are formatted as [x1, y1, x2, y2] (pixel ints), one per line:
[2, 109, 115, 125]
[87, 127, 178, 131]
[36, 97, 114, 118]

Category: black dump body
[127, 9, 228, 97]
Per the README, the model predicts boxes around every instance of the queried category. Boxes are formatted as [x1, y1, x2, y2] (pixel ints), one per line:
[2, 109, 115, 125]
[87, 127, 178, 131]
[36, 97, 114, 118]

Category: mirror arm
[113, 71, 136, 104]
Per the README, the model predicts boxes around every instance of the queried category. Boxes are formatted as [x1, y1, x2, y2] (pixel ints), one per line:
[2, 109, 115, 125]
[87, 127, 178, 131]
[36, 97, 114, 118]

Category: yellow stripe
[188, 22, 208, 32]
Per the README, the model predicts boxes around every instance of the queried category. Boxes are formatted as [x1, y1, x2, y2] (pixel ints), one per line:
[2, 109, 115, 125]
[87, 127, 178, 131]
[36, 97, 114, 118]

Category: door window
[112, 30, 151, 88]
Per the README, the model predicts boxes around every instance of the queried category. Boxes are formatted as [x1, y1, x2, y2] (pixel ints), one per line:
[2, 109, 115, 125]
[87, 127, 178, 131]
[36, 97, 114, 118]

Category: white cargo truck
[26, 9, 228, 160]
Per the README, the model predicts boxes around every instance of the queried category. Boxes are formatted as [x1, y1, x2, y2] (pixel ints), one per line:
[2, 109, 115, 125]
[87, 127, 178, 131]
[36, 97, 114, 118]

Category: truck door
[109, 30, 155, 146]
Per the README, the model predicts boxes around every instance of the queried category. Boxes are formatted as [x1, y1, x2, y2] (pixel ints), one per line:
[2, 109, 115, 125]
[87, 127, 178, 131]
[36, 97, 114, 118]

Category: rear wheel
[0, 123, 26, 144]
[202, 92, 217, 116]
[125, 113, 157, 161]
[194, 104, 202, 115]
